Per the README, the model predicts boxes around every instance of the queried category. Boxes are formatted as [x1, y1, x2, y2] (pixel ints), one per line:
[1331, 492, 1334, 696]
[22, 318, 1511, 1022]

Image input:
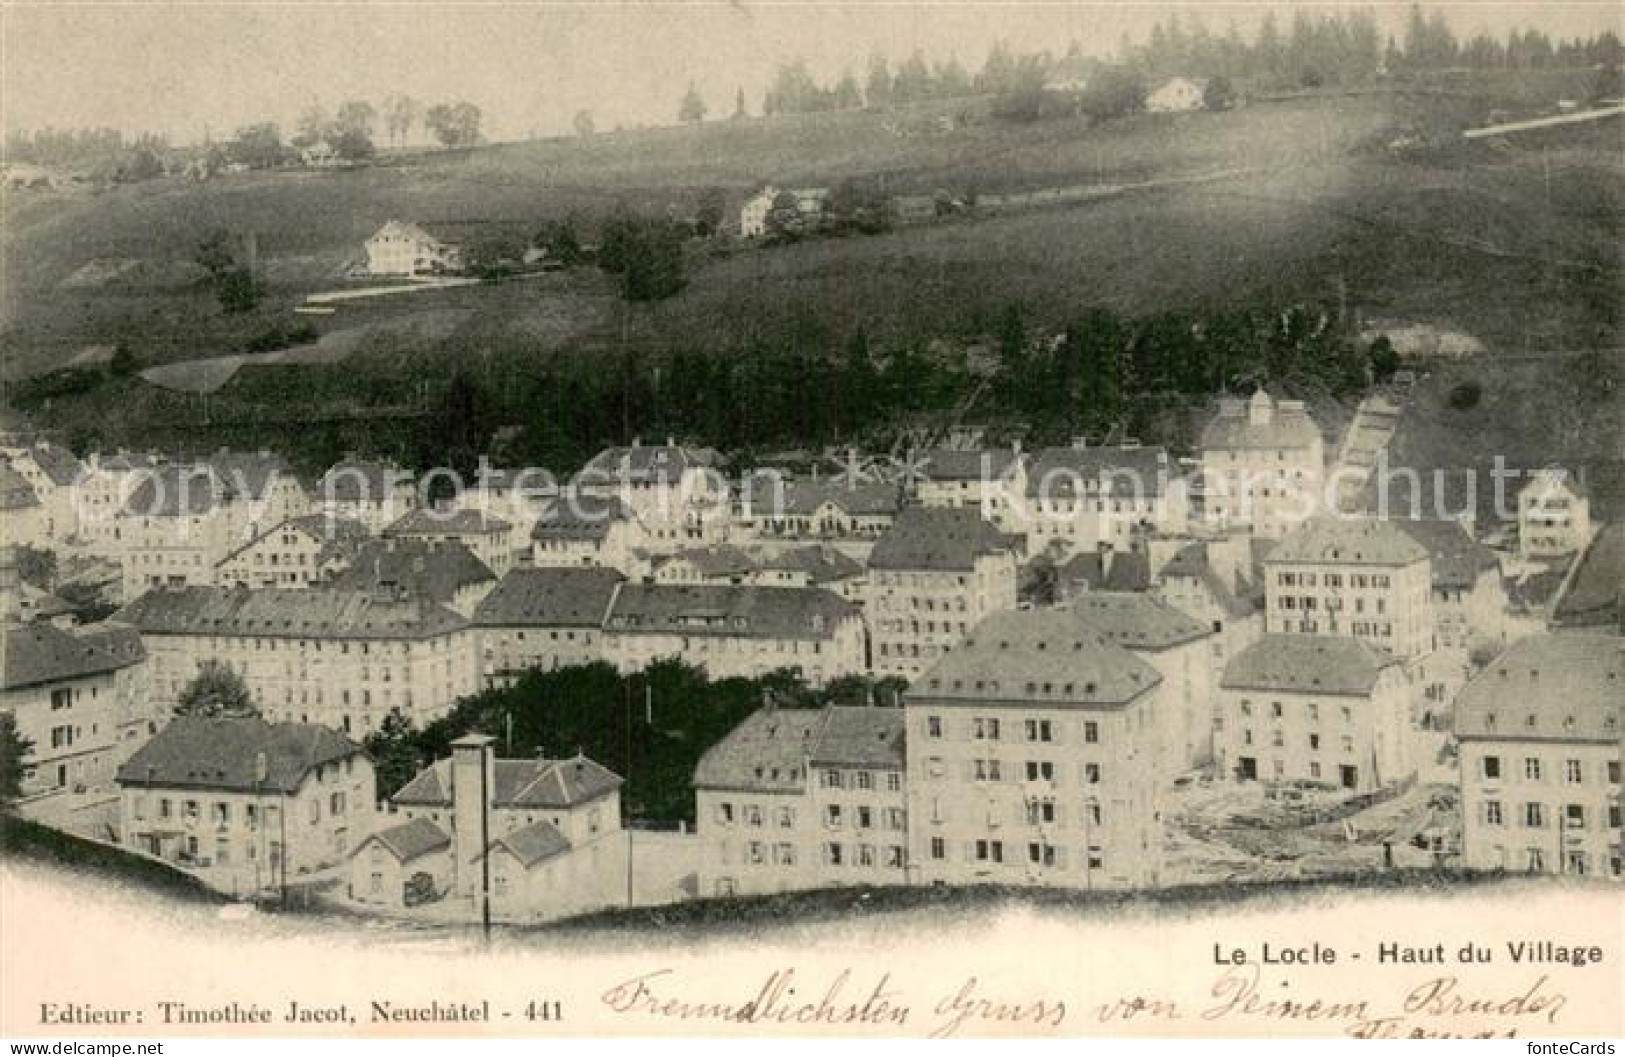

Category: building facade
[473, 567, 624, 685]
[1518, 468, 1592, 559]
[1198, 392, 1326, 538]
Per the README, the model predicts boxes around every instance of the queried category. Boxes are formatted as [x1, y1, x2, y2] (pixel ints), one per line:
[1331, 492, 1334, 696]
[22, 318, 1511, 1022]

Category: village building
[602, 584, 864, 686]
[329, 538, 497, 618]
[214, 515, 370, 589]
[1217, 634, 1412, 792]
[1550, 523, 1625, 633]
[1153, 538, 1265, 701]
[1056, 544, 1153, 601]
[904, 609, 1167, 890]
[867, 507, 1019, 680]
[1518, 468, 1593, 559]
[1023, 443, 1179, 556]
[737, 475, 901, 544]
[1396, 519, 1507, 654]
[916, 446, 1029, 534]
[570, 441, 729, 548]
[694, 705, 907, 897]
[2, 553, 151, 796]
[1263, 516, 1435, 662]
[117, 717, 375, 898]
[0, 463, 43, 546]
[738, 185, 829, 238]
[1071, 592, 1216, 773]
[74, 451, 162, 558]
[531, 494, 644, 574]
[316, 458, 418, 532]
[749, 545, 867, 603]
[1454, 634, 1621, 880]
[647, 544, 757, 585]
[1147, 76, 1209, 113]
[385, 507, 515, 577]
[1198, 391, 1326, 538]
[472, 567, 624, 685]
[362, 220, 465, 276]
[114, 585, 479, 735]
[459, 466, 559, 544]
[352, 735, 625, 919]
[1, 440, 83, 542]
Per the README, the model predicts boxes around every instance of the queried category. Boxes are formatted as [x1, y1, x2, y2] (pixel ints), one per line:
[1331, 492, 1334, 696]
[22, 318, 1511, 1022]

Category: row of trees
[217, 98, 482, 170]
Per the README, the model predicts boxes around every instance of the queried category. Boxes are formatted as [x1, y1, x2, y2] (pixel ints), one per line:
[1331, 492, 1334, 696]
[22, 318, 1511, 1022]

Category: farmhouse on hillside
[363, 220, 466, 276]
[1147, 77, 1209, 113]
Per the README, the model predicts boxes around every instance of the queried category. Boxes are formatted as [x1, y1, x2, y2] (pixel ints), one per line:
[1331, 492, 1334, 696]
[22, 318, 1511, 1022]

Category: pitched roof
[1156, 542, 1256, 618]
[364, 817, 452, 863]
[920, 447, 1024, 482]
[1266, 517, 1429, 567]
[907, 609, 1162, 709]
[1454, 634, 1623, 742]
[572, 444, 716, 488]
[655, 544, 757, 579]
[487, 818, 571, 867]
[115, 585, 468, 640]
[0, 464, 39, 510]
[392, 754, 622, 809]
[1221, 634, 1399, 697]
[1396, 519, 1500, 590]
[763, 545, 865, 583]
[14, 441, 83, 486]
[606, 584, 856, 640]
[203, 450, 297, 502]
[1, 620, 146, 691]
[386, 508, 511, 536]
[473, 567, 624, 627]
[122, 464, 217, 517]
[1071, 591, 1211, 651]
[868, 507, 1011, 571]
[531, 495, 631, 541]
[218, 515, 370, 569]
[740, 475, 901, 518]
[1199, 394, 1322, 451]
[115, 717, 364, 795]
[1551, 523, 1625, 631]
[318, 459, 412, 502]
[1025, 445, 1169, 499]
[1060, 549, 1152, 593]
[693, 705, 905, 793]
[329, 539, 495, 605]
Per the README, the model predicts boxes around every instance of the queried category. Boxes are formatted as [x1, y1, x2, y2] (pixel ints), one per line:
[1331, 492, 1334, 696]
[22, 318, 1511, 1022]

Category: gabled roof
[762, 545, 865, 584]
[868, 507, 1011, 571]
[115, 717, 364, 795]
[1454, 634, 1623, 742]
[13, 441, 83, 486]
[1395, 519, 1500, 590]
[907, 609, 1162, 709]
[0, 464, 39, 510]
[531, 495, 631, 541]
[1025, 445, 1169, 499]
[1266, 517, 1429, 567]
[115, 585, 468, 640]
[1071, 591, 1210, 651]
[920, 447, 1025, 482]
[571, 444, 717, 489]
[1221, 634, 1399, 697]
[487, 818, 570, 867]
[741, 475, 901, 518]
[1060, 549, 1152, 593]
[693, 705, 905, 793]
[1157, 542, 1256, 618]
[473, 567, 623, 627]
[363, 817, 451, 863]
[392, 754, 622, 809]
[386, 508, 511, 536]
[217, 515, 370, 569]
[318, 459, 413, 502]
[606, 584, 857, 640]
[122, 464, 217, 517]
[1199, 394, 1322, 451]
[1, 620, 145, 691]
[1552, 523, 1624, 631]
[330, 539, 495, 605]
[655, 544, 757, 580]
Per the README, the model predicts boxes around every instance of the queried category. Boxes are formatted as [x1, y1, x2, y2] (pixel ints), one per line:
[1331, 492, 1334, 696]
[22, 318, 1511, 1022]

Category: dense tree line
[362, 661, 905, 824]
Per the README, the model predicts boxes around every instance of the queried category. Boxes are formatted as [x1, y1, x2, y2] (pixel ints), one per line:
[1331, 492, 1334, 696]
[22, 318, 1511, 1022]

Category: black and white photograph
[0, 0, 1620, 1043]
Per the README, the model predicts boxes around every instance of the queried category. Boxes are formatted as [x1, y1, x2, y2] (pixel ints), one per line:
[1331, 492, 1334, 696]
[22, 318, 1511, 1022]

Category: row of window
[1234, 729, 1358, 754]
[818, 769, 904, 792]
[929, 837, 1106, 870]
[1479, 756, 1621, 785]
[926, 716, 1099, 744]
[1479, 801, 1621, 830]
[1276, 572, 1394, 589]
[1237, 700, 1356, 724]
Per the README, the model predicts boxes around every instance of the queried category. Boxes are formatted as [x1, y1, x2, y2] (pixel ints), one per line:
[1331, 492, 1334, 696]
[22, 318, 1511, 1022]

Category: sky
[3, 2, 1620, 144]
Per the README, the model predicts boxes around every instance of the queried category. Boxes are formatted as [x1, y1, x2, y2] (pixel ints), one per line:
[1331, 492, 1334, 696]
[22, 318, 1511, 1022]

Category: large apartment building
[473, 567, 624, 685]
[903, 610, 1167, 891]
[1455, 634, 1621, 881]
[1198, 391, 1325, 538]
[1023, 443, 1178, 555]
[693, 705, 907, 897]
[867, 507, 1018, 681]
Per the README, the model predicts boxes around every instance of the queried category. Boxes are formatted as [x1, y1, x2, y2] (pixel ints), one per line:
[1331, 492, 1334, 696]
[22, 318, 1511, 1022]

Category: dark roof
[907, 609, 1162, 709]
[2, 620, 146, 691]
[655, 544, 757, 579]
[122, 464, 216, 517]
[572, 444, 717, 488]
[606, 584, 857, 640]
[763, 545, 865, 583]
[487, 818, 571, 867]
[1025, 445, 1169, 499]
[115, 585, 468, 640]
[1199, 394, 1322, 451]
[1267, 517, 1429, 567]
[0, 464, 39, 510]
[473, 567, 624, 627]
[741, 475, 902, 518]
[318, 459, 412, 502]
[115, 717, 364, 795]
[920, 447, 1024, 482]
[693, 705, 904, 793]
[364, 817, 451, 863]
[1071, 591, 1211, 651]
[1396, 519, 1500, 590]
[203, 450, 296, 502]
[1455, 634, 1623, 742]
[218, 515, 370, 569]
[1060, 549, 1151, 593]
[1156, 542, 1255, 618]
[531, 495, 631, 541]
[15, 441, 83, 486]
[386, 508, 511, 536]
[1552, 523, 1625, 631]
[1221, 634, 1399, 697]
[330, 539, 495, 604]
[393, 754, 622, 809]
[868, 507, 1011, 571]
